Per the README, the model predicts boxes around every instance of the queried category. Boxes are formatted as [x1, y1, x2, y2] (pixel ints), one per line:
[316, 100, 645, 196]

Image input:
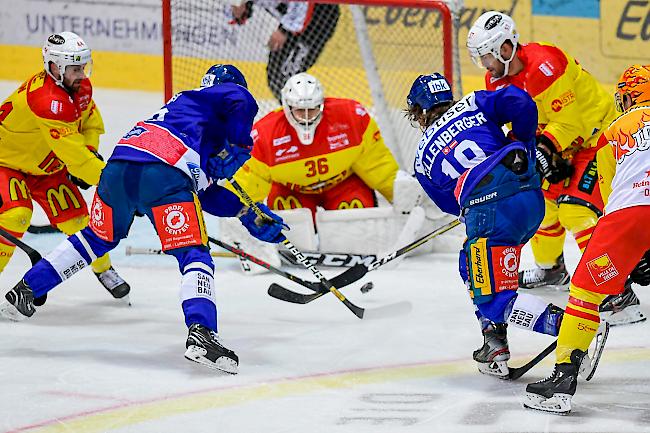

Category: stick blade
[267, 283, 324, 304]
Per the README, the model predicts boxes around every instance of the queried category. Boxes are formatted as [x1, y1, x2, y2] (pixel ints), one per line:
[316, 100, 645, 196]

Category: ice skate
[473, 322, 510, 379]
[184, 323, 239, 374]
[579, 321, 609, 381]
[95, 267, 131, 305]
[599, 280, 646, 326]
[519, 255, 570, 290]
[0, 280, 36, 321]
[523, 349, 584, 415]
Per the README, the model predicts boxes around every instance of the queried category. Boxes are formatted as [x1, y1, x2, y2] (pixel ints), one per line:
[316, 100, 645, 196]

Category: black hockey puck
[360, 282, 374, 293]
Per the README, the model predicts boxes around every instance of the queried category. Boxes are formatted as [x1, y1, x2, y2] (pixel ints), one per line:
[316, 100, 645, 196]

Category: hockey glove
[535, 136, 574, 184]
[205, 142, 252, 181]
[239, 203, 287, 244]
[68, 174, 92, 190]
[630, 250, 650, 286]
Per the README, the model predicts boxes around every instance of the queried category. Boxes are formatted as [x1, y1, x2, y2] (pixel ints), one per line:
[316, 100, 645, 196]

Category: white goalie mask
[467, 12, 519, 78]
[42, 32, 93, 88]
[281, 72, 325, 145]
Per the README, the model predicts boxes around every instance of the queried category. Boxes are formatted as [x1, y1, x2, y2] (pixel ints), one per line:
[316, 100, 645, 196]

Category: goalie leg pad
[274, 208, 317, 251]
[316, 207, 411, 256]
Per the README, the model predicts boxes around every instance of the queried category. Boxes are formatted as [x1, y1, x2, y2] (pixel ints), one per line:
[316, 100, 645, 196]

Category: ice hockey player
[406, 73, 566, 379]
[0, 64, 287, 375]
[467, 11, 644, 326]
[0, 32, 130, 302]
[524, 65, 650, 415]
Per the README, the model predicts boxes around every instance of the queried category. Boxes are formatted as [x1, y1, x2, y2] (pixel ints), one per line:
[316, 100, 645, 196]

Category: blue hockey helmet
[201, 64, 248, 88]
[406, 73, 453, 111]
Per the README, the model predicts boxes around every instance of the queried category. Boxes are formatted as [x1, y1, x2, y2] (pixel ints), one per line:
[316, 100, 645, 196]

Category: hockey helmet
[281, 72, 325, 145]
[407, 73, 453, 111]
[467, 11, 519, 77]
[615, 64, 650, 112]
[42, 32, 93, 87]
[201, 64, 248, 88]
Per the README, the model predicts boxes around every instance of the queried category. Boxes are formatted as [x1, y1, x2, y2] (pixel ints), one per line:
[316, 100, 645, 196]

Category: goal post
[162, 0, 461, 172]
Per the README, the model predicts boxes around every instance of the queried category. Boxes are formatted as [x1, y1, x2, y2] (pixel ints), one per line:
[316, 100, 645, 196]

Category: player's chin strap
[0, 227, 48, 306]
[227, 178, 411, 319]
[267, 218, 461, 304]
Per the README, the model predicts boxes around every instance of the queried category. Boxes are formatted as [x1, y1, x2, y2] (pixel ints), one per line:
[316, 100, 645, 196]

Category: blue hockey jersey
[110, 83, 258, 192]
[414, 86, 538, 216]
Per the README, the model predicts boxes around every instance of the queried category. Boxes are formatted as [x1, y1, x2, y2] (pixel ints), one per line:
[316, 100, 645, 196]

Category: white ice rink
[1, 82, 649, 433]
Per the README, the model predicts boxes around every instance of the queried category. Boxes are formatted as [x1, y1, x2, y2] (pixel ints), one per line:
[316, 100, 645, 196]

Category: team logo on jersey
[275, 145, 299, 161]
[613, 114, 650, 164]
[49, 126, 74, 139]
[162, 204, 191, 235]
[327, 133, 349, 150]
[586, 253, 619, 285]
[122, 125, 148, 140]
[50, 100, 62, 114]
[550, 90, 575, 112]
[273, 135, 292, 146]
[538, 62, 554, 77]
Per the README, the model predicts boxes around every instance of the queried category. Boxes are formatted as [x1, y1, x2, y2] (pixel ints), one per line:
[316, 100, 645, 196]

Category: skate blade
[0, 301, 29, 322]
[523, 392, 571, 415]
[601, 305, 646, 326]
[580, 321, 609, 381]
[116, 294, 132, 307]
[184, 346, 238, 375]
[477, 360, 510, 379]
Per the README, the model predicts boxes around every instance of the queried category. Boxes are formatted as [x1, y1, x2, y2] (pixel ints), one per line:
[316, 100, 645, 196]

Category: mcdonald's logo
[337, 199, 364, 209]
[272, 196, 302, 210]
[47, 185, 81, 217]
[8, 178, 29, 201]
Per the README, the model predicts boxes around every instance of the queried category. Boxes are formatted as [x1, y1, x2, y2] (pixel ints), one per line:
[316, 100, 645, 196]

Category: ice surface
[0, 81, 648, 433]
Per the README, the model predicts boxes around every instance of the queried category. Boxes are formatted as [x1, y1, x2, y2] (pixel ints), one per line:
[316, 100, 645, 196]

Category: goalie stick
[268, 218, 461, 304]
[0, 227, 48, 306]
[228, 179, 411, 319]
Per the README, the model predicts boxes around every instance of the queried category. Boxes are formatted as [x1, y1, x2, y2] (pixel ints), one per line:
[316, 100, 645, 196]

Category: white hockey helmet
[467, 11, 519, 77]
[281, 72, 325, 145]
[42, 32, 93, 87]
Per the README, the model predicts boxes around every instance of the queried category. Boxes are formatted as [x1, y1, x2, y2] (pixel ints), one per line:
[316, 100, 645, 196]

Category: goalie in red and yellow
[523, 65, 650, 415]
[0, 32, 130, 302]
[223, 72, 429, 266]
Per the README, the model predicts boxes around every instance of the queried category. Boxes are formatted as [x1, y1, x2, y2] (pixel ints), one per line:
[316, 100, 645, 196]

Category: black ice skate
[519, 255, 570, 290]
[0, 280, 36, 321]
[473, 322, 510, 379]
[599, 279, 646, 326]
[184, 323, 239, 374]
[523, 349, 584, 415]
[94, 267, 131, 305]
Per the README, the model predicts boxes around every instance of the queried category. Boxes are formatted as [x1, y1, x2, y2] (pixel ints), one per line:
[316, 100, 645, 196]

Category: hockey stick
[0, 227, 47, 306]
[267, 218, 461, 304]
[125, 245, 236, 258]
[508, 340, 557, 380]
[228, 179, 410, 319]
[233, 241, 252, 273]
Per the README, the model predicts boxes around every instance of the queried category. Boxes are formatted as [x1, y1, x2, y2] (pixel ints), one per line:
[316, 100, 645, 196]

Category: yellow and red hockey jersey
[486, 43, 617, 157]
[231, 97, 399, 202]
[0, 71, 105, 185]
[596, 103, 650, 213]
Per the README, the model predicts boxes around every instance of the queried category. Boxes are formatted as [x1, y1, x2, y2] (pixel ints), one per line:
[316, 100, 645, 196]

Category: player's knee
[557, 203, 598, 234]
[56, 215, 90, 235]
[0, 206, 33, 234]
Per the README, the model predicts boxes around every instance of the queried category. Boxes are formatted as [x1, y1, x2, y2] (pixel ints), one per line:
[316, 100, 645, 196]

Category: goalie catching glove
[206, 141, 252, 180]
[238, 203, 288, 243]
[535, 135, 573, 184]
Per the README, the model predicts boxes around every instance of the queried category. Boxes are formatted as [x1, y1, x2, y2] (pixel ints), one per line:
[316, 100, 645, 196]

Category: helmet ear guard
[201, 64, 248, 88]
[466, 11, 519, 77]
[281, 72, 325, 145]
[42, 32, 93, 88]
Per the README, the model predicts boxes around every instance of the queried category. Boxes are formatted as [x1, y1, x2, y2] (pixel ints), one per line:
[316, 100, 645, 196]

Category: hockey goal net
[162, 0, 461, 172]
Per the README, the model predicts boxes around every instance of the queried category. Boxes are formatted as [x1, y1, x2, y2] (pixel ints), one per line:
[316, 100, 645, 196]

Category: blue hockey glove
[205, 143, 252, 180]
[239, 203, 287, 244]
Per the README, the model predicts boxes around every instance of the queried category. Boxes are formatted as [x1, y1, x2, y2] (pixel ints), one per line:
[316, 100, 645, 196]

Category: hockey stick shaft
[0, 227, 43, 266]
[125, 245, 236, 258]
[228, 179, 366, 318]
[508, 340, 557, 380]
[268, 218, 461, 304]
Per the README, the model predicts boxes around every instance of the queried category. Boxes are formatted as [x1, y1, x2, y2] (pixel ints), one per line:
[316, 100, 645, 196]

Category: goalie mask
[615, 64, 650, 112]
[201, 64, 248, 88]
[42, 32, 93, 89]
[281, 72, 325, 145]
[467, 11, 519, 78]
